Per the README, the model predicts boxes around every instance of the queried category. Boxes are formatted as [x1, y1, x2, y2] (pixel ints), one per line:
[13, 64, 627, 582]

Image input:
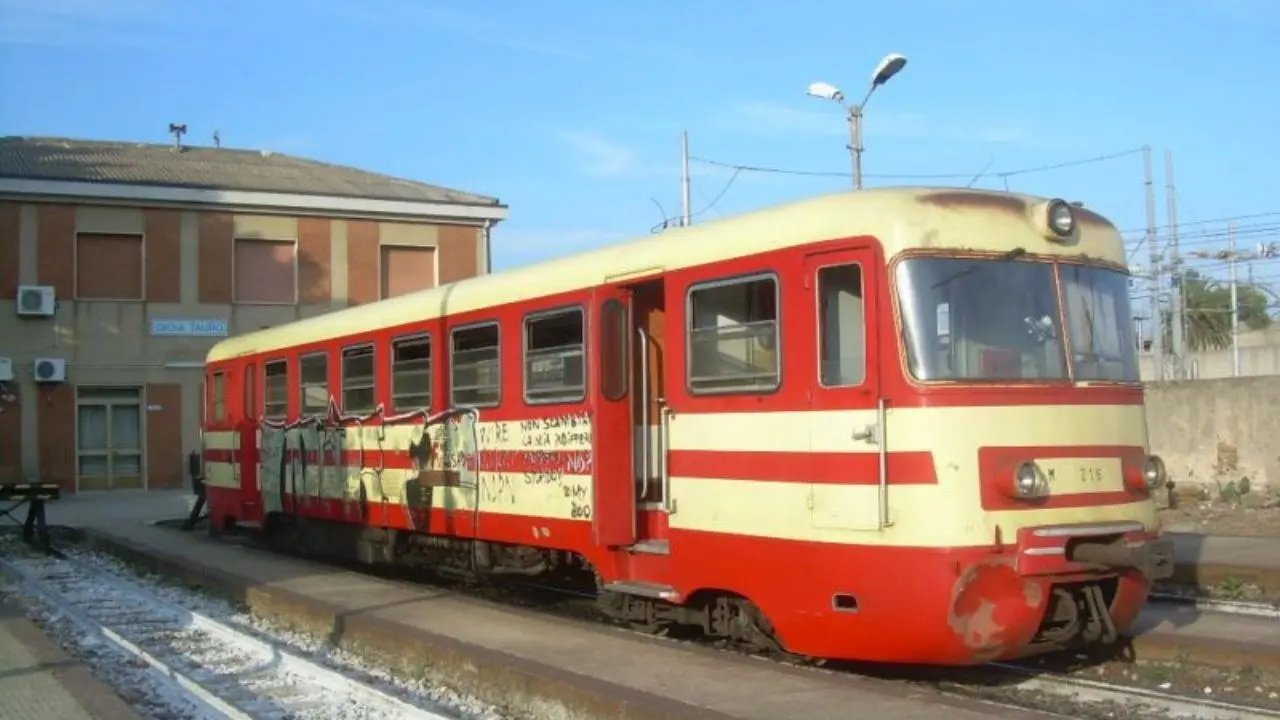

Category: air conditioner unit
[32, 358, 67, 383]
[0, 357, 12, 382]
[16, 285, 56, 317]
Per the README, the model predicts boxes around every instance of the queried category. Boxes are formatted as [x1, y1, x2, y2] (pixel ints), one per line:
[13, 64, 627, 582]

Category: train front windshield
[895, 256, 1139, 383]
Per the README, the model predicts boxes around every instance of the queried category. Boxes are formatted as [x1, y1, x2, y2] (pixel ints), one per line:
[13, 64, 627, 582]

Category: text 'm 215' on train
[200, 186, 1175, 666]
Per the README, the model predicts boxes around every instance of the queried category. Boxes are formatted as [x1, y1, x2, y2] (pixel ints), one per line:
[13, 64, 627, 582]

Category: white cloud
[554, 130, 639, 177]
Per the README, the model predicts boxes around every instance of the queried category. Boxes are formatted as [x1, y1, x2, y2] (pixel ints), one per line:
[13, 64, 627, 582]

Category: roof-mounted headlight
[1046, 199, 1075, 239]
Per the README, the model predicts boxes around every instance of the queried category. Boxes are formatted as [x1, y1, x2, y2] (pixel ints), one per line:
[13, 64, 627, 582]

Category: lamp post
[807, 53, 908, 190]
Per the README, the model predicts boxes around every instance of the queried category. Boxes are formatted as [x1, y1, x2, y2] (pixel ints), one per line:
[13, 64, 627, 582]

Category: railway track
[31, 525, 1280, 720]
[0, 547, 473, 720]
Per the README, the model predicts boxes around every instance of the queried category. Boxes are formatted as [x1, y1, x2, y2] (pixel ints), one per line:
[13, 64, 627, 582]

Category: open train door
[590, 285, 637, 547]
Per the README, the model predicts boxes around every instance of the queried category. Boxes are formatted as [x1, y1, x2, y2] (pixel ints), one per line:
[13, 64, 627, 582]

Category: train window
[817, 263, 866, 387]
[209, 372, 226, 422]
[687, 274, 781, 394]
[300, 352, 329, 415]
[451, 323, 500, 407]
[341, 345, 377, 414]
[523, 307, 586, 404]
[600, 299, 628, 402]
[263, 360, 289, 419]
[391, 335, 432, 412]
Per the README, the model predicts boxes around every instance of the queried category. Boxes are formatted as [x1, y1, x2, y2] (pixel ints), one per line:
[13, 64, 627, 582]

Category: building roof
[0, 136, 501, 207]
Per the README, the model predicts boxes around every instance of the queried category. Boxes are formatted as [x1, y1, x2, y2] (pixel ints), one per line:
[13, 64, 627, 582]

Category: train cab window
[300, 353, 329, 415]
[687, 274, 780, 394]
[209, 372, 226, 422]
[523, 307, 586, 404]
[391, 335, 432, 411]
[263, 360, 289, 419]
[451, 323, 500, 407]
[341, 345, 377, 414]
[817, 264, 866, 387]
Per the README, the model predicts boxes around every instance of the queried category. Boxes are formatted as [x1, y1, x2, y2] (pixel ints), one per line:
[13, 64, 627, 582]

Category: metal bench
[0, 482, 60, 552]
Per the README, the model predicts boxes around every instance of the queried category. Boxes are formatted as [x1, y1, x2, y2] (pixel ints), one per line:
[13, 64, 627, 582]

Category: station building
[0, 135, 507, 493]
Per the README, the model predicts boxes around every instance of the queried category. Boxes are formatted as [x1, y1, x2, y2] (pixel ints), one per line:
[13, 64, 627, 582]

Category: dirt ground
[1154, 482, 1280, 538]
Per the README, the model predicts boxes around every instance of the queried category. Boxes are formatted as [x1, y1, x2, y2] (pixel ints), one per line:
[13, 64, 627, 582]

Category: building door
[76, 387, 144, 491]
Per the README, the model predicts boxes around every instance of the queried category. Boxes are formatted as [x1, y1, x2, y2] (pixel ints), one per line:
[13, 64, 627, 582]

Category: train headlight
[1142, 454, 1167, 489]
[1014, 461, 1046, 498]
[1046, 199, 1075, 238]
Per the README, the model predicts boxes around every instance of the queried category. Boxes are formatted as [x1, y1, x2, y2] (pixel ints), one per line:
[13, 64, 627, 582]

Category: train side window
[300, 352, 329, 415]
[600, 299, 628, 401]
[817, 263, 866, 387]
[687, 273, 781, 394]
[263, 360, 289, 419]
[209, 372, 226, 422]
[451, 323, 501, 408]
[341, 344, 377, 414]
[523, 307, 586, 405]
[391, 334, 432, 412]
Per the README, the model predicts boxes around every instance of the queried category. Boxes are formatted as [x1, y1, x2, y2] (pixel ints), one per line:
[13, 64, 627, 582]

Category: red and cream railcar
[201, 187, 1174, 666]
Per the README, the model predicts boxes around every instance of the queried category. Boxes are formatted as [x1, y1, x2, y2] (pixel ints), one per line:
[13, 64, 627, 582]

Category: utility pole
[1142, 145, 1163, 378]
[1229, 221, 1240, 377]
[1165, 150, 1184, 378]
[847, 106, 863, 190]
[1186, 237, 1277, 378]
[681, 131, 692, 226]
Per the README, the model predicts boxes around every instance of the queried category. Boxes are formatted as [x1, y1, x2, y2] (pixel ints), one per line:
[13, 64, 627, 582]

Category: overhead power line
[689, 147, 1145, 182]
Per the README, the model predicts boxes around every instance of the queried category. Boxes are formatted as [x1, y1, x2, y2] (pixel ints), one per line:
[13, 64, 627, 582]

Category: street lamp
[807, 52, 908, 190]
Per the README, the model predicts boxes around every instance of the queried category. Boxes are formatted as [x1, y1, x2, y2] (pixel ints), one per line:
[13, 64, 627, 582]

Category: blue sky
[2, 0, 1279, 294]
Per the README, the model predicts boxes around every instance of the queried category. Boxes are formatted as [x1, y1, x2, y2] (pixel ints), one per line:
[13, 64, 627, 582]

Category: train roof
[206, 185, 1125, 363]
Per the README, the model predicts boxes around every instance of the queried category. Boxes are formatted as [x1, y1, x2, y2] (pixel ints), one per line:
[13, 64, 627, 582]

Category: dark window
[391, 335, 433, 412]
[263, 361, 289, 418]
[687, 274, 780, 394]
[451, 324, 500, 407]
[524, 308, 586, 404]
[341, 345, 377, 413]
[817, 263, 866, 387]
[299, 353, 329, 415]
[600, 299, 628, 401]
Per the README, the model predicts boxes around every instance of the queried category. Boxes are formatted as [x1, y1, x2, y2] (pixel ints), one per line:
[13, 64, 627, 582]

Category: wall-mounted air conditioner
[0, 357, 12, 382]
[16, 285, 56, 317]
[32, 358, 67, 383]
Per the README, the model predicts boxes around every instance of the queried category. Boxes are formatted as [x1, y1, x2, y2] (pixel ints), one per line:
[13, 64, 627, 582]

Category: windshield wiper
[930, 246, 1027, 290]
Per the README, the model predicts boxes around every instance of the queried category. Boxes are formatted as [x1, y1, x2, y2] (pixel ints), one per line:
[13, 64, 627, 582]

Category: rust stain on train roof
[917, 190, 1028, 213]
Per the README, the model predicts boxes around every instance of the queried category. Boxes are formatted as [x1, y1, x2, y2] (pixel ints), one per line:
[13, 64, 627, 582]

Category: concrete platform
[0, 597, 144, 720]
[1165, 531, 1280, 594]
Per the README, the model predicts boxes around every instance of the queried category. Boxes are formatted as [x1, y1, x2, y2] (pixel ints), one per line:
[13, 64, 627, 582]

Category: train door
[239, 362, 262, 523]
[590, 285, 636, 546]
[803, 246, 890, 531]
[630, 279, 669, 552]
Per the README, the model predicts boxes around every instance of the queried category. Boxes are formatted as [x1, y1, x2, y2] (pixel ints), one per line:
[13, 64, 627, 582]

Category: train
[200, 186, 1175, 666]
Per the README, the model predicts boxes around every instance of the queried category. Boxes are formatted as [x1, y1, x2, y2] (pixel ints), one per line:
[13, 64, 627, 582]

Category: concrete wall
[1144, 376, 1280, 493]
[1140, 345, 1280, 381]
[0, 199, 486, 492]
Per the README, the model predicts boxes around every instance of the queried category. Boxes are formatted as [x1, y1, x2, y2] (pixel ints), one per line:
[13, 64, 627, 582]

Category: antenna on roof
[213, 128, 221, 148]
[168, 123, 187, 151]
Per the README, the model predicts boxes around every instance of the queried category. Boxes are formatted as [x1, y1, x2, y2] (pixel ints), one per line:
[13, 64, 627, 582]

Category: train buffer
[0, 482, 60, 553]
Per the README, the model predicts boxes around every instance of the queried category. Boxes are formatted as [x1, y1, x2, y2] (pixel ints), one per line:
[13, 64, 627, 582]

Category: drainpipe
[482, 219, 493, 274]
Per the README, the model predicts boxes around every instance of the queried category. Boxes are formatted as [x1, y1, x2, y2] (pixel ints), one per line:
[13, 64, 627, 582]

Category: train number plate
[1037, 457, 1124, 494]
